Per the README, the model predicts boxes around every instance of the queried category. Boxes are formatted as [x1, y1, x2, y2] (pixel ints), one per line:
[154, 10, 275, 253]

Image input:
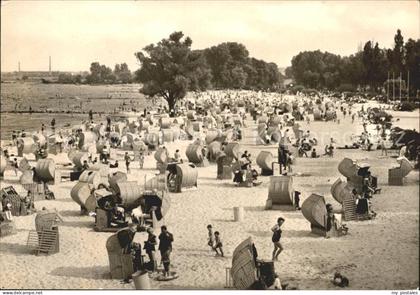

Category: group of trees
[288, 29, 419, 97]
[202, 42, 282, 90]
[85, 62, 132, 84]
[57, 62, 133, 84]
[134, 31, 283, 115]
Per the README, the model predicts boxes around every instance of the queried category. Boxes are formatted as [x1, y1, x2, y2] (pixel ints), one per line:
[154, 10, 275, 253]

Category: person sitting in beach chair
[110, 206, 127, 228]
[361, 171, 380, 197]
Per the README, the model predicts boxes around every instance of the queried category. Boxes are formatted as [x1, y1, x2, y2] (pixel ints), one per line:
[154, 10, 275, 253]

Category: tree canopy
[134, 31, 283, 114]
[289, 29, 419, 97]
[134, 31, 211, 115]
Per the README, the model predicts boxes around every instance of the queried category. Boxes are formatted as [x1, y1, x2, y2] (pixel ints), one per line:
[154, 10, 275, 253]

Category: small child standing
[213, 231, 224, 257]
[139, 152, 145, 169]
[207, 224, 215, 252]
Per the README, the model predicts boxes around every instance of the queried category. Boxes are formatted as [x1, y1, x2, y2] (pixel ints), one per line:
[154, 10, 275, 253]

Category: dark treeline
[287, 29, 419, 97]
[58, 62, 133, 84]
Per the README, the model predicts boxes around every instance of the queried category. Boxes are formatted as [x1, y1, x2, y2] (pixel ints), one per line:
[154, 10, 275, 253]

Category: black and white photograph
[0, 0, 419, 292]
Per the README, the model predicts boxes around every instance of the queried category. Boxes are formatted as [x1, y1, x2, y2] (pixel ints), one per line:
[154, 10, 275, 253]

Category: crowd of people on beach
[1, 88, 418, 289]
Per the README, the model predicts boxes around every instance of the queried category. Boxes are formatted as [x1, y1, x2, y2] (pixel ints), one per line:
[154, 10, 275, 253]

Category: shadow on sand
[0, 242, 31, 256]
[50, 266, 111, 280]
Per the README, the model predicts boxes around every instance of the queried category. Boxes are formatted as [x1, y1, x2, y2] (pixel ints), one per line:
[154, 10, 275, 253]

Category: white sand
[0, 105, 418, 290]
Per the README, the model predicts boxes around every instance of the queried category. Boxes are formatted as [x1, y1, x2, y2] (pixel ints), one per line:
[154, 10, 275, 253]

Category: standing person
[89, 110, 93, 121]
[4, 202, 13, 220]
[206, 224, 215, 253]
[380, 137, 388, 156]
[286, 152, 293, 173]
[11, 130, 17, 145]
[144, 227, 157, 272]
[41, 124, 45, 135]
[277, 145, 285, 174]
[124, 152, 131, 174]
[12, 158, 19, 176]
[294, 191, 301, 210]
[174, 149, 181, 163]
[213, 231, 224, 257]
[131, 242, 144, 272]
[158, 226, 174, 277]
[51, 118, 56, 133]
[325, 204, 334, 239]
[271, 217, 285, 261]
[138, 152, 145, 169]
[106, 116, 111, 133]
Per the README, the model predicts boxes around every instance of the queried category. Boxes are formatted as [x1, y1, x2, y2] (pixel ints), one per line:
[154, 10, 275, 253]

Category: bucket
[132, 271, 151, 290]
[233, 207, 244, 222]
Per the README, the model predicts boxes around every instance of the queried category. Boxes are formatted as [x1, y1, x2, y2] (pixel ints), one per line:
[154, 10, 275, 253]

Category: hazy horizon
[1, 1, 419, 72]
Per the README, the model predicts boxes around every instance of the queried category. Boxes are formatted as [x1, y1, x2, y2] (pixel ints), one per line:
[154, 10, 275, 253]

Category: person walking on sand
[158, 225, 174, 277]
[271, 217, 285, 261]
[213, 231, 224, 257]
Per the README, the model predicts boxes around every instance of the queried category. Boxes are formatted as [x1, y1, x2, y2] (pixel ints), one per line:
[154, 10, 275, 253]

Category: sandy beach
[0, 103, 418, 290]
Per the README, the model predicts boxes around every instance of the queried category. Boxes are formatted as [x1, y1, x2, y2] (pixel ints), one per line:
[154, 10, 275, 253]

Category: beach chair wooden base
[388, 176, 404, 186]
[27, 228, 59, 255]
[108, 252, 135, 280]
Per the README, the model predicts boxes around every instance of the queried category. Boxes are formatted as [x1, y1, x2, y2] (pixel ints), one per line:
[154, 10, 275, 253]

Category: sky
[1, 0, 419, 72]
